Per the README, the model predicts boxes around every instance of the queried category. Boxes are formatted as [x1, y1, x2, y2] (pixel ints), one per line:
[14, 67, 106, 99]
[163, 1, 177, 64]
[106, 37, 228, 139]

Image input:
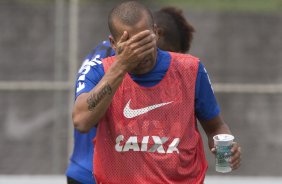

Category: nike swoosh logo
[5, 106, 58, 140]
[123, 99, 173, 118]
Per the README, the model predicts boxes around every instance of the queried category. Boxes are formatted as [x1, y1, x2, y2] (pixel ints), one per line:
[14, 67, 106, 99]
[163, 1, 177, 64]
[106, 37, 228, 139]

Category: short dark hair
[108, 1, 154, 39]
[154, 7, 195, 53]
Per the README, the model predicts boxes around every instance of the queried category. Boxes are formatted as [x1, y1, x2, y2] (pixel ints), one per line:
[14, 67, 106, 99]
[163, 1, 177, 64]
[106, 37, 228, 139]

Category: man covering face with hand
[72, 1, 241, 184]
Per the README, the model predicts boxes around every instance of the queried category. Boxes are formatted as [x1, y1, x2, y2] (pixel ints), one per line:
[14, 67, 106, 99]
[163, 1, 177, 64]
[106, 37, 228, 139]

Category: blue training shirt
[66, 41, 220, 184]
[66, 41, 115, 184]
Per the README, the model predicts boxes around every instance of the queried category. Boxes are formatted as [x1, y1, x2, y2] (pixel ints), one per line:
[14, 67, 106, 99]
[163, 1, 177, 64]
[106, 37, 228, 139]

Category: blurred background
[0, 0, 282, 183]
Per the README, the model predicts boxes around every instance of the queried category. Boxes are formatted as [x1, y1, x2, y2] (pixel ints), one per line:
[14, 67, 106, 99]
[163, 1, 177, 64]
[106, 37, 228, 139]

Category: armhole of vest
[195, 58, 200, 72]
[178, 53, 200, 83]
[194, 58, 200, 86]
[161, 52, 199, 79]
[168, 52, 176, 64]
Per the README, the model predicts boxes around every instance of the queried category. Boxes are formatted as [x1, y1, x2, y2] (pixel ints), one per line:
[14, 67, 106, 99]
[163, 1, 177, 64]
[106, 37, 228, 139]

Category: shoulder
[78, 54, 105, 75]
[94, 40, 112, 51]
[169, 52, 200, 71]
[197, 62, 207, 73]
[78, 41, 114, 74]
[88, 40, 115, 61]
[169, 52, 199, 62]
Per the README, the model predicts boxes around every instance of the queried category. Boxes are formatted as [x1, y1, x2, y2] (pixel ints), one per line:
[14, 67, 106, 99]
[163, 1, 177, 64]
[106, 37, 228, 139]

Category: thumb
[211, 148, 216, 155]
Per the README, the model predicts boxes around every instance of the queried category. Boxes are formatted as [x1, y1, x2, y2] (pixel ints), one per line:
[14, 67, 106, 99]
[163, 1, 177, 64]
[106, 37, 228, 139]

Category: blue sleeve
[195, 62, 220, 121]
[75, 41, 115, 99]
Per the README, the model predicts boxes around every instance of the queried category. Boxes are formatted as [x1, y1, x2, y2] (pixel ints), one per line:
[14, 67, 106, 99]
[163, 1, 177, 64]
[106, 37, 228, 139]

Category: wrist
[110, 57, 127, 76]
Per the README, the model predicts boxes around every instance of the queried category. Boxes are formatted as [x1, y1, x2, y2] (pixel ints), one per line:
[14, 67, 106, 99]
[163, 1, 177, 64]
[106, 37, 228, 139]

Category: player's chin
[131, 60, 152, 75]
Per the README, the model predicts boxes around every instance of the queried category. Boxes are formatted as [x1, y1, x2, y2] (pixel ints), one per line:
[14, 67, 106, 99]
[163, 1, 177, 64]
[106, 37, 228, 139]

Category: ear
[109, 35, 117, 51]
[154, 24, 162, 41]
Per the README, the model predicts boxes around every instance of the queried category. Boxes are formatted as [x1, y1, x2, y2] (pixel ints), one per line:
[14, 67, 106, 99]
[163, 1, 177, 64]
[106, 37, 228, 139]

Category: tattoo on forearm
[87, 83, 112, 111]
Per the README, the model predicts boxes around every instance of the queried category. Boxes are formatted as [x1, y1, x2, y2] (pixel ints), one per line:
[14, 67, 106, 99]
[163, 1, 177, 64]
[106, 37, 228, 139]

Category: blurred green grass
[155, 0, 282, 13]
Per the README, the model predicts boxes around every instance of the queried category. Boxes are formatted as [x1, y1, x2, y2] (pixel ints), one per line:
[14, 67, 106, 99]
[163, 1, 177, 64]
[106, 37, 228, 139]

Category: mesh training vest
[93, 52, 208, 184]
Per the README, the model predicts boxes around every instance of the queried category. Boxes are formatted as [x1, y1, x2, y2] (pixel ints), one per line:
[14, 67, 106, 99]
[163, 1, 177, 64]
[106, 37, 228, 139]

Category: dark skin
[109, 13, 158, 75]
[72, 11, 241, 171]
[73, 13, 157, 131]
[200, 115, 241, 170]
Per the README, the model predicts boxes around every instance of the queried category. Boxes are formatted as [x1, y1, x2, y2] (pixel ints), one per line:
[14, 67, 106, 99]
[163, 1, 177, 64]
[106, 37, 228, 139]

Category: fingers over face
[127, 30, 152, 44]
[129, 33, 156, 50]
[115, 31, 129, 54]
[118, 31, 129, 43]
[137, 47, 155, 60]
[134, 38, 156, 54]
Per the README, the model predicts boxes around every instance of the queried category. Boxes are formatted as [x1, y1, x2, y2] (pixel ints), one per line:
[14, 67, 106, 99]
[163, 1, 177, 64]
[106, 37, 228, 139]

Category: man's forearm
[87, 82, 112, 111]
[72, 60, 126, 133]
[200, 115, 232, 150]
